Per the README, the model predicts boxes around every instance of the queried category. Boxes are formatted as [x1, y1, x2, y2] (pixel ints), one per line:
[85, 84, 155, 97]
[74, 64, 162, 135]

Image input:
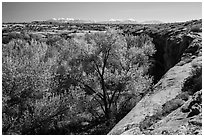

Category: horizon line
[2, 18, 202, 24]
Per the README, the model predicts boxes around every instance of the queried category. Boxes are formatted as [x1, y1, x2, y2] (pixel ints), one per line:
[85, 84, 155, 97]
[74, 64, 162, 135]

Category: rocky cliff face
[108, 20, 202, 135]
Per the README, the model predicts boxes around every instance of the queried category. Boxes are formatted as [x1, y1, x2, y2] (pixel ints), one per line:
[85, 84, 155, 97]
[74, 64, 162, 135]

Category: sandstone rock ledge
[108, 33, 202, 135]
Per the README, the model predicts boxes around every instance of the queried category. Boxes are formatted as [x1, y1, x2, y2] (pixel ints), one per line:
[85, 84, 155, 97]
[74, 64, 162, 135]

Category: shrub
[162, 98, 184, 116]
[2, 39, 81, 134]
[175, 92, 189, 101]
[139, 114, 162, 131]
[190, 25, 202, 32]
[2, 36, 11, 44]
[182, 60, 202, 95]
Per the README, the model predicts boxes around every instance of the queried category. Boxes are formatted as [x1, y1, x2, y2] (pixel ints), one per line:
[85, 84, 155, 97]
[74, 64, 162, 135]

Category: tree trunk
[100, 76, 110, 119]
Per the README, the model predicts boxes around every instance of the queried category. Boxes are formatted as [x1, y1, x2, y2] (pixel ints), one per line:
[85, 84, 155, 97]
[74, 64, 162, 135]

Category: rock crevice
[149, 32, 194, 83]
[108, 26, 202, 135]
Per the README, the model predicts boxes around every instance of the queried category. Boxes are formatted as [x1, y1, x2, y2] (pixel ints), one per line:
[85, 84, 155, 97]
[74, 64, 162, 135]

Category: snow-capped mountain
[122, 19, 138, 24]
[47, 18, 95, 23]
[46, 18, 163, 24]
[98, 19, 138, 24]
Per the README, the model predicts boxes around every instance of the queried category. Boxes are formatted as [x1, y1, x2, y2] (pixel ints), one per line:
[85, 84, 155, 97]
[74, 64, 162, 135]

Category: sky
[2, 2, 202, 23]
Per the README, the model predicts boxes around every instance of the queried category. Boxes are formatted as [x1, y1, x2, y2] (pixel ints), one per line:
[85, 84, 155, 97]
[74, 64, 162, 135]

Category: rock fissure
[108, 23, 202, 135]
[149, 33, 194, 83]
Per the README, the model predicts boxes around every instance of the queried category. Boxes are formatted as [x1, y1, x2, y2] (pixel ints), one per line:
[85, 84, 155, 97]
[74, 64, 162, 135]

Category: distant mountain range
[47, 18, 96, 24]
[140, 20, 163, 24]
[46, 18, 163, 24]
[97, 19, 138, 24]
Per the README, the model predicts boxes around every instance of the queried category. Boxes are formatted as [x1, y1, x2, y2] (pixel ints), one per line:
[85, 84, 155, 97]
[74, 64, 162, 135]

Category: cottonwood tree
[65, 30, 156, 119]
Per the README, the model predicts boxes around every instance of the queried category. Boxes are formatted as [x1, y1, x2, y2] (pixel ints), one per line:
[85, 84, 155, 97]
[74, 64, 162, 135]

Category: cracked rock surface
[108, 22, 202, 135]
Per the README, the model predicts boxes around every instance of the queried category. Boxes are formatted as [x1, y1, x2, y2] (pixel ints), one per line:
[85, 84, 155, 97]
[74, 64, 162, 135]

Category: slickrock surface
[109, 21, 202, 135]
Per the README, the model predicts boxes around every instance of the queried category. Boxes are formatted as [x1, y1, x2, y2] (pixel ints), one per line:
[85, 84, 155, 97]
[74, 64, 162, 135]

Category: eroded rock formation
[109, 21, 202, 135]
